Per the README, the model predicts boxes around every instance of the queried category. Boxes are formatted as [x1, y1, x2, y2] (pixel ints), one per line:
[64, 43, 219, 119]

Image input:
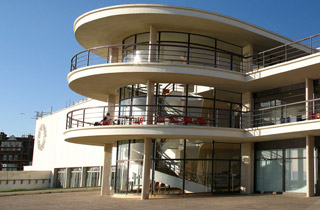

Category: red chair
[313, 113, 320, 119]
[155, 116, 165, 124]
[133, 117, 144, 125]
[169, 116, 179, 124]
[197, 117, 207, 126]
[183, 117, 193, 125]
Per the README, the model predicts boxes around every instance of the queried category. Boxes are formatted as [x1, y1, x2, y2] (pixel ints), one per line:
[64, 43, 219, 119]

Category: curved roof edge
[74, 4, 293, 45]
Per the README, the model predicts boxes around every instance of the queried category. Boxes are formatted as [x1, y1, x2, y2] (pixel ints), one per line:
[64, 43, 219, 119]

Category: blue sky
[0, 0, 319, 136]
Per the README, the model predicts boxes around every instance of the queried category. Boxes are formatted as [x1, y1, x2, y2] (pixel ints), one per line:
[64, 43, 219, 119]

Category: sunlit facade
[29, 4, 320, 199]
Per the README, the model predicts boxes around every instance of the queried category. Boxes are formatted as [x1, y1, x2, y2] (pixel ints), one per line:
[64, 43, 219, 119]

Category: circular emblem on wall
[37, 124, 47, 151]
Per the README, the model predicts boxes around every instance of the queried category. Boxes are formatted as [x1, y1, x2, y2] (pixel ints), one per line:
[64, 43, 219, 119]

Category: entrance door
[214, 160, 240, 193]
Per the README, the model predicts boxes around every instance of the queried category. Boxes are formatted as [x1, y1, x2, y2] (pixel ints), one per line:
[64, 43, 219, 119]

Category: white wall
[0, 171, 51, 191]
[26, 99, 111, 173]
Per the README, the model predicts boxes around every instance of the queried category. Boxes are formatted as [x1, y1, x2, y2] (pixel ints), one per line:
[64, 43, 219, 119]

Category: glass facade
[255, 139, 306, 193]
[56, 168, 66, 188]
[70, 167, 82, 188]
[118, 83, 242, 128]
[253, 83, 305, 126]
[122, 31, 243, 71]
[86, 167, 101, 187]
[115, 139, 240, 195]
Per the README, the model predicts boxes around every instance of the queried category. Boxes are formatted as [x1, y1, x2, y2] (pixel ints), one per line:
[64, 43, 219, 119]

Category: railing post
[262, 52, 265, 67]
[107, 47, 109, 63]
[83, 109, 86, 127]
[75, 55, 78, 70]
[285, 45, 287, 62]
[87, 50, 90, 66]
[230, 55, 233, 71]
[310, 37, 313, 54]
[70, 112, 73, 129]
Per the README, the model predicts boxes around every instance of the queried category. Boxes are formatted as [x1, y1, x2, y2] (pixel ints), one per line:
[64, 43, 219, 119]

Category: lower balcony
[64, 98, 320, 145]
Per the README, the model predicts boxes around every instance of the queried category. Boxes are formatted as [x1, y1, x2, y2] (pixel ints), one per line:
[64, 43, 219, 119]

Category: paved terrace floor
[1, 191, 320, 210]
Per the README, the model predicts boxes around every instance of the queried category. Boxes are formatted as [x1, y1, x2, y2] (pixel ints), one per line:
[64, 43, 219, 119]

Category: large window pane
[153, 160, 183, 194]
[285, 159, 306, 193]
[118, 141, 129, 160]
[186, 139, 212, 159]
[185, 160, 212, 193]
[130, 140, 144, 160]
[154, 139, 184, 160]
[214, 143, 240, 160]
[214, 160, 229, 193]
[116, 162, 128, 193]
[256, 159, 283, 192]
[128, 161, 143, 193]
[70, 168, 82, 188]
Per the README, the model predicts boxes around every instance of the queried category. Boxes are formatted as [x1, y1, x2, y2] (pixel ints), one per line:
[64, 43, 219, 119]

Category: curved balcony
[70, 43, 246, 72]
[66, 104, 243, 129]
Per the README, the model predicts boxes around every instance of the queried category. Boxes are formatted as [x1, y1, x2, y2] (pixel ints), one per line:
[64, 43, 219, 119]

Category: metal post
[87, 50, 90, 66]
[82, 109, 85, 127]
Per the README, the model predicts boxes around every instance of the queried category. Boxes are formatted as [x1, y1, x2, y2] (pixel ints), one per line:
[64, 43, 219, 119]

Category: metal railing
[70, 43, 246, 72]
[66, 98, 320, 130]
[252, 33, 320, 70]
[66, 104, 242, 129]
[243, 98, 320, 128]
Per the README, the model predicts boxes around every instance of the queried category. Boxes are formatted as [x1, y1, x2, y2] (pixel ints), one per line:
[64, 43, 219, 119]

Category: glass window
[256, 159, 283, 192]
[118, 141, 129, 160]
[86, 167, 100, 187]
[155, 139, 184, 160]
[130, 140, 144, 160]
[256, 149, 283, 159]
[285, 148, 306, 158]
[3, 155, 7, 161]
[185, 160, 212, 193]
[70, 168, 82, 188]
[186, 139, 212, 159]
[153, 160, 183, 194]
[56, 169, 66, 188]
[116, 161, 128, 193]
[285, 158, 306, 192]
[214, 143, 240, 160]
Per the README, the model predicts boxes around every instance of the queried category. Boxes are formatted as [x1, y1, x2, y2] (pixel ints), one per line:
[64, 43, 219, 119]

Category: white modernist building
[27, 4, 320, 199]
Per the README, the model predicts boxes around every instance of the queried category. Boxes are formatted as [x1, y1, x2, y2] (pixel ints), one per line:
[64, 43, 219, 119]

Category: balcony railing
[66, 98, 320, 130]
[70, 43, 247, 73]
[66, 104, 242, 129]
[252, 33, 320, 70]
[70, 34, 320, 74]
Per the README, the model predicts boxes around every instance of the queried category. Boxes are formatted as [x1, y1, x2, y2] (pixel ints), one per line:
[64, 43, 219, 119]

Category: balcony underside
[64, 120, 320, 146]
[68, 53, 320, 102]
[68, 63, 245, 102]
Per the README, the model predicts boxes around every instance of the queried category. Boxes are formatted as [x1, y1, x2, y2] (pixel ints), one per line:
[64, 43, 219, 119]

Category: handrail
[70, 42, 247, 73]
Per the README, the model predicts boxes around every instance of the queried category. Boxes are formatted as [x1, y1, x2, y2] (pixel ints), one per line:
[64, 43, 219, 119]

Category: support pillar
[146, 81, 155, 125]
[148, 25, 157, 62]
[141, 138, 152, 199]
[306, 135, 315, 197]
[306, 78, 314, 120]
[243, 44, 253, 72]
[240, 142, 254, 194]
[101, 144, 113, 196]
[107, 94, 116, 123]
[242, 92, 253, 128]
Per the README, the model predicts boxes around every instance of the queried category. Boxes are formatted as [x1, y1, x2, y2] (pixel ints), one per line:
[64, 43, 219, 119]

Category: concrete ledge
[0, 187, 100, 197]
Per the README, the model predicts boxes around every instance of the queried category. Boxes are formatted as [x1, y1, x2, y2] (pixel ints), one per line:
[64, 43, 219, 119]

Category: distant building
[0, 132, 34, 171]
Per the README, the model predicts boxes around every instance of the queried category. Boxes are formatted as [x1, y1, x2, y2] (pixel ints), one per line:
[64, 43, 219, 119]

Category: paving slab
[0, 191, 320, 210]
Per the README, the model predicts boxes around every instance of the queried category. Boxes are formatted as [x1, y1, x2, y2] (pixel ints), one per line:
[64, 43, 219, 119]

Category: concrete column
[306, 135, 315, 197]
[110, 47, 119, 63]
[243, 44, 253, 72]
[242, 92, 253, 128]
[146, 81, 155, 125]
[101, 144, 113, 196]
[240, 142, 254, 194]
[141, 138, 152, 199]
[107, 94, 116, 123]
[80, 167, 87, 187]
[148, 25, 157, 62]
[306, 78, 314, 119]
